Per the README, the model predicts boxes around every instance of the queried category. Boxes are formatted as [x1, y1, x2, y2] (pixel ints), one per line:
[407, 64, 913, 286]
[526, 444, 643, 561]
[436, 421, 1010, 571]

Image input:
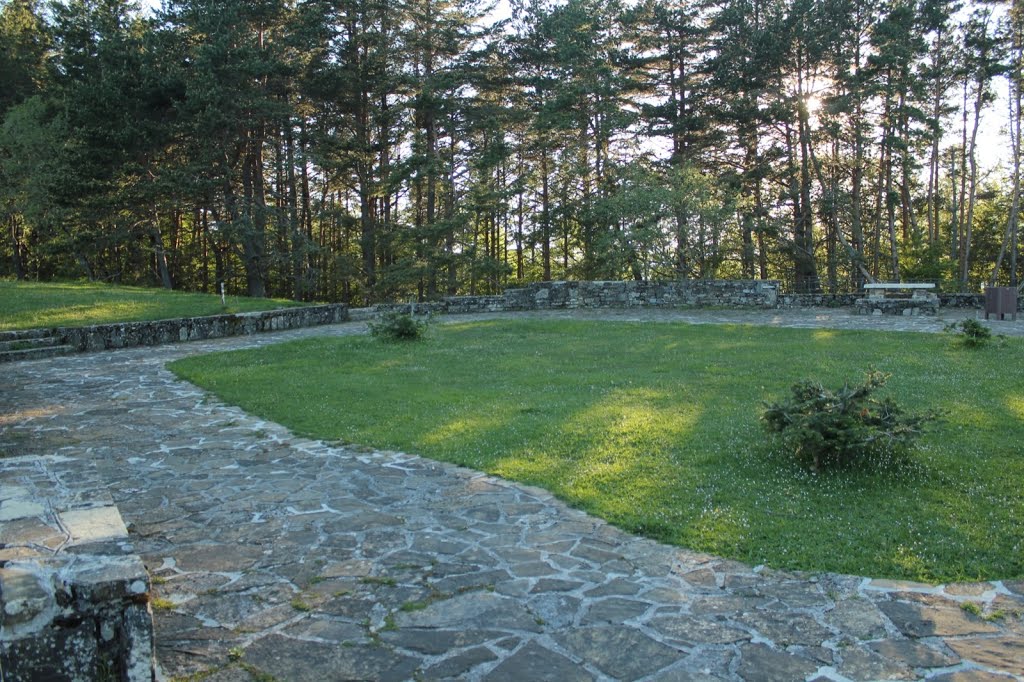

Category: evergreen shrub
[761, 370, 936, 471]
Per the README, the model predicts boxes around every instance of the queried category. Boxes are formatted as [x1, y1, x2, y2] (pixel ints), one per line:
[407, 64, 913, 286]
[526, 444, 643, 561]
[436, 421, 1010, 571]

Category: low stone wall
[779, 293, 860, 308]
[854, 296, 940, 316]
[351, 280, 780, 319]
[504, 280, 780, 309]
[939, 293, 985, 308]
[57, 304, 348, 353]
[1, 456, 154, 681]
[352, 282, 984, 320]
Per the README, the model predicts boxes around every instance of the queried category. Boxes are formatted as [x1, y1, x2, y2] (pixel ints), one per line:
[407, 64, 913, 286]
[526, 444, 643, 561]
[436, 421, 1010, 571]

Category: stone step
[0, 336, 62, 352]
[0, 344, 75, 363]
[0, 328, 52, 343]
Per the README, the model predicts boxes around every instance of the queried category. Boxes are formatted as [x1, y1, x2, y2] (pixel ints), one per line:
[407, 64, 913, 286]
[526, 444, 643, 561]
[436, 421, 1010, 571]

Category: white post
[220, 282, 226, 306]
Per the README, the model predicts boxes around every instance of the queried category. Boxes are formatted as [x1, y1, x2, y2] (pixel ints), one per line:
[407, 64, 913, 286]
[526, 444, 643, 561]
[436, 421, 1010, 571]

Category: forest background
[1, 0, 1021, 304]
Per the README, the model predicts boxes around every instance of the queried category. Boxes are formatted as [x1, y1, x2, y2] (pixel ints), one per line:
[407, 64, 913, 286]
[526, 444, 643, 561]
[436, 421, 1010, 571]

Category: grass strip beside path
[0, 280, 302, 331]
[170, 319, 1024, 582]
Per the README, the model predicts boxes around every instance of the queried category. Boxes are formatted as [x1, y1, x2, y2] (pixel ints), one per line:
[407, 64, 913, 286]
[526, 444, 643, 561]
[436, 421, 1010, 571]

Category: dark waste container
[985, 286, 1018, 321]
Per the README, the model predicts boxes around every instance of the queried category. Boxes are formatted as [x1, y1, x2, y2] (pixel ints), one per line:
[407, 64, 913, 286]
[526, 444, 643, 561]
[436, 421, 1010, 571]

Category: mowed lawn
[170, 319, 1024, 582]
[0, 280, 302, 331]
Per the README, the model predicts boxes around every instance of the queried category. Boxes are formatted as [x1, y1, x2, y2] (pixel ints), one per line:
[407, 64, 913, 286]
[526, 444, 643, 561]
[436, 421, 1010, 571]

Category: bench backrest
[863, 283, 935, 290]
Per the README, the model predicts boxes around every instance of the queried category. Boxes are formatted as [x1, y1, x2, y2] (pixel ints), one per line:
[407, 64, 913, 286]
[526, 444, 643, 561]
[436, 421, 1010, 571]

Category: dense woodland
[1, 0, 1022, 303]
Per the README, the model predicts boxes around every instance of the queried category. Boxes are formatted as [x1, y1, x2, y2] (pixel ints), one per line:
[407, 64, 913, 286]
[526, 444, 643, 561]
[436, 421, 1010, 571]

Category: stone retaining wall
[56, 304, 348, 353]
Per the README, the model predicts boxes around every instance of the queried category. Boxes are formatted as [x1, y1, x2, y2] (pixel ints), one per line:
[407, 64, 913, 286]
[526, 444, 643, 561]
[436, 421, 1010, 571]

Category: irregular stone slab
[0, 499, 45, 522]
[380, 628, 505, 655]
[581, 597, 650, 624]
[681, 568, 718, 589]
[555, 626, 684, 679]
[825, 599, 889, 641]
[423, 646, 498, 679]
[944, 583, 994, 597]
[528, 594, 581, 629]
[756, 582, 831, 609]
[868, 639, 959, 668]
[242, 634, 418, 682]
[647, 614, 751, 645]
[584, 577, 643, 597]
[741, 610, 833, 646]
[736, 643, 819, 682]
[642, 586, 689, 604]
[690, 595, 768, 615]
[280, 614, 364, 643]
[929, 671, 1018, 682]
[648, 670, 730, 682]
[484, 640, 593, 682]
[153, 611, 240, 642]
[395, 591, 541, 632]
[170, 543, 265, 573]
[58, 506, 128, 545]
[510, 560, 559, 577]
[571, 543, 622, 565]
[945, 637, 1024, 676]
[321, 559, 373, 578]
[430, 568, 513, 593]
[879, 600, 1002, 637]
[531, 578, 584, 593]
[869, 578, 939, 592]
[837, 647, 915, 681]
[332, 510, 405, 532]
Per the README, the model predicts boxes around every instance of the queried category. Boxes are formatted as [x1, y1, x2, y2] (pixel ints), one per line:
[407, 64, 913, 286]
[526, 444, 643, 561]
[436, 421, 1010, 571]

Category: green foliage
[944, 319, 993, 348]
[170, 320, 1024, 581]
[762, 371, 936, 472]
[367, 310, 429, 342]
[0, 0, 1019, 298]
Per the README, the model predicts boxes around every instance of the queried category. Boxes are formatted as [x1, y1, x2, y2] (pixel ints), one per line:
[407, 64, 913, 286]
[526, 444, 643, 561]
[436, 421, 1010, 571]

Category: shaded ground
[2, 307, 1022, 681]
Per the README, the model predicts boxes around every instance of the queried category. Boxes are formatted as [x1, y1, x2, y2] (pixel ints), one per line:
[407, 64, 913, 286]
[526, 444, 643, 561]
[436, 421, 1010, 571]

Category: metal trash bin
[985, 286, 1018, 321]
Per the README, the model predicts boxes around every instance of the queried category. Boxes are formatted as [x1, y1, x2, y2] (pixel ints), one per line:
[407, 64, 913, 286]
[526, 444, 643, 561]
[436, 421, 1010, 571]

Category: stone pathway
[1, 308, 1022, 682]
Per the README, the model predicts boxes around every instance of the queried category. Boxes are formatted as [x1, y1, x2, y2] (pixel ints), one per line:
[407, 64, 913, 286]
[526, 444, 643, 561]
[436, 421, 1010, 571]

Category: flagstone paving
[2, 307, 1022, 681]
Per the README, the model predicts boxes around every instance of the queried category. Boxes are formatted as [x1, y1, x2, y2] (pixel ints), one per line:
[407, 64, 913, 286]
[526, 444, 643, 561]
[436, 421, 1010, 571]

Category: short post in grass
[220, 282, 226, 306]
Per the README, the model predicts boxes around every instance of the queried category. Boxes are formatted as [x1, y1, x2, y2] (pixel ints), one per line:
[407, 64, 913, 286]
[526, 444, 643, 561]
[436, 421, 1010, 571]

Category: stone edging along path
[1, 309, 1022, 681]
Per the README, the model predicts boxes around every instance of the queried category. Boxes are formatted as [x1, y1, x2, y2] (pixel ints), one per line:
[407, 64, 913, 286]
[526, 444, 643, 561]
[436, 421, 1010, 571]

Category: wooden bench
[856, 283, 938, 316]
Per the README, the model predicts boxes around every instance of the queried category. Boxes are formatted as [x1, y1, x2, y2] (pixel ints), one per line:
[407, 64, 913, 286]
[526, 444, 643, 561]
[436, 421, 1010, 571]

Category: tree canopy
[1, 0, 1020, 302]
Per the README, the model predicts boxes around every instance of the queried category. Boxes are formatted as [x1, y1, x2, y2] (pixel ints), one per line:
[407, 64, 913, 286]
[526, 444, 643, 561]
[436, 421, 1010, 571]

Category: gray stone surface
[735, 643, 820, 681]
[484, 640, 594, 682]
[2, 309, 1023, 681]
[879, 600, 1003, 637]
[555, 626, 684, 679]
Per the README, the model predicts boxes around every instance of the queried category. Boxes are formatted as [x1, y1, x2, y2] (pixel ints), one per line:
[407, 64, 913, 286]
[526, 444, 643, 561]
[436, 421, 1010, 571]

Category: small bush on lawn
[761, 370, 936, 472]
[944, 319, 992, 348]
[368, 311, 428, 342]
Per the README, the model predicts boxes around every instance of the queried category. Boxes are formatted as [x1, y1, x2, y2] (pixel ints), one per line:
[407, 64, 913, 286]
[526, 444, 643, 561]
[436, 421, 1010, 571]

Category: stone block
[63, 555, 149, 604]
[1, 564, 57, 633]
[0, 618, 99, 682]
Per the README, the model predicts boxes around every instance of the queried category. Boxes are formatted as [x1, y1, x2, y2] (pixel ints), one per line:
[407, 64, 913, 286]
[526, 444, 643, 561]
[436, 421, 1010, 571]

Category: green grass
[0, 280, 303, 331]
[169, 319, 1024, 582]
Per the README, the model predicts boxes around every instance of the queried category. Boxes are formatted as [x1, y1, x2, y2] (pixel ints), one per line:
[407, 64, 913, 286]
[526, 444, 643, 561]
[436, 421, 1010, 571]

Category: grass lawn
[169, 319, 1024, 582]
[0, 280, 303, 331]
